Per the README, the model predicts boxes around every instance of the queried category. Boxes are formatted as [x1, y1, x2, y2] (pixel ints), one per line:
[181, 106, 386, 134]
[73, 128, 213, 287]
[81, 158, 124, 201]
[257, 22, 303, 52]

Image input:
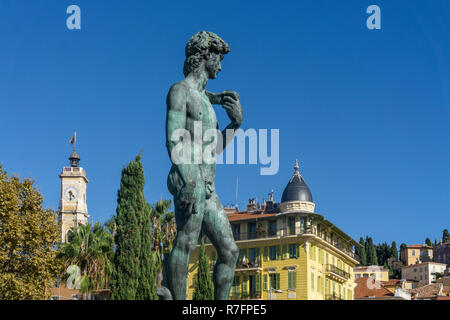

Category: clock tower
[58, 149, 89, 243]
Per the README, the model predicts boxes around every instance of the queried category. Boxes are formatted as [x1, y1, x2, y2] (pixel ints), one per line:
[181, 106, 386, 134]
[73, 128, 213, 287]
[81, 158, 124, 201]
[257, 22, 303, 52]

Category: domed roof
[281, 159, 313, 203]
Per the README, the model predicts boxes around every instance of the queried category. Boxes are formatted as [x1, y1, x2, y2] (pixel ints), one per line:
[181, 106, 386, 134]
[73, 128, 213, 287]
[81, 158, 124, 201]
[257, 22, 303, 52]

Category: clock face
[64, 186, 78, 201]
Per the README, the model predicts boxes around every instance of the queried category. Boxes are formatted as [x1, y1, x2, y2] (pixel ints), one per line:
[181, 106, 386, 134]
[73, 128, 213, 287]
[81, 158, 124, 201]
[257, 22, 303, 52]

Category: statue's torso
[168, 82, 219, 196]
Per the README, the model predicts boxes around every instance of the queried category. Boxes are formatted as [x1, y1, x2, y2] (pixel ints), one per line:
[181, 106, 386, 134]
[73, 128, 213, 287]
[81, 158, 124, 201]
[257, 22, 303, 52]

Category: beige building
[400, 244, 433, 266]
[401, 262, 447, 286]
[58, 150, 90, 242]
[354, 266, 389, 282]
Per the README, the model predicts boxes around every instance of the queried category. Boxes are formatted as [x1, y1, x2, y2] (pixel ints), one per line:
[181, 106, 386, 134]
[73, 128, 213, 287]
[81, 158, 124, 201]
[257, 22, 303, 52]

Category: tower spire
[69, 132, 80, 167]
[294, 159, 300, 173]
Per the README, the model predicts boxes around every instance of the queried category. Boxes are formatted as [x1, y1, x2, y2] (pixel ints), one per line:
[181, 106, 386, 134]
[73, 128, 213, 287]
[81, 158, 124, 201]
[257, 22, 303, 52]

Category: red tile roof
[227, 211, 278, 222]
[409, 283, 450, 299]
[407, 244, 433, 249]
[354, 277, 394, 299]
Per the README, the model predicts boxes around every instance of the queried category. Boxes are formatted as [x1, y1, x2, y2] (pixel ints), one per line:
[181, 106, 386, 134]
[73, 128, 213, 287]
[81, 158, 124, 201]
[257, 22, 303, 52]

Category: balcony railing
[236, 257, 262, 269]
[325, 293, 344, 300]
[325, 264, 351, 281]
[210, 226, 359, 262]
[230, 291, 261, 300]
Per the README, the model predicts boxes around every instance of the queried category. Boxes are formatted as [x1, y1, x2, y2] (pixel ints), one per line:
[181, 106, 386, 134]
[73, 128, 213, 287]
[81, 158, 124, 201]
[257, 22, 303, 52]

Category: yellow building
[187, 160, 360, 300]
[400, 244, 433, 266]
[354, 266, 390, 282]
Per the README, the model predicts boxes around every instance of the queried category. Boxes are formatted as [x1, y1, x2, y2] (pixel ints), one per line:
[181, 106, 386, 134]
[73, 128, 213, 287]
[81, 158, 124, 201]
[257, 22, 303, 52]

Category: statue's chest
[187, 93, 217, 130]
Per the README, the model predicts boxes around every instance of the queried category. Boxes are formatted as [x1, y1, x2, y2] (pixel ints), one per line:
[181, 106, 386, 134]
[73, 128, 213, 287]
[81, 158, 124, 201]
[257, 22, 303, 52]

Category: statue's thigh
[174, 201, 205, 247]
[202, 193, 234, 254]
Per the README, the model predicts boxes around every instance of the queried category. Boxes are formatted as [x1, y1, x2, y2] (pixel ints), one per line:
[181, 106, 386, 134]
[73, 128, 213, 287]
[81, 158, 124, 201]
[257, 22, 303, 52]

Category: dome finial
[294, 159, 299, 172]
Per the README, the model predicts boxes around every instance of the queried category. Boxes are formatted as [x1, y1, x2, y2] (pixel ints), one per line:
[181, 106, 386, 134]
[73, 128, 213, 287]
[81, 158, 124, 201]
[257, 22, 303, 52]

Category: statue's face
[205, 52, 223, 79]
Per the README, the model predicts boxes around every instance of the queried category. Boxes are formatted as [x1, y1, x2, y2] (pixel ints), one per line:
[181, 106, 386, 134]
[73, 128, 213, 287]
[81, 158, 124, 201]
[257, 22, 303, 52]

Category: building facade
[400, 245, 433, 266]
[401, 262, 447, 286]
[433, 241, 450, 268]
[187, 160, 360, 300]
[354, 266, 389, 282]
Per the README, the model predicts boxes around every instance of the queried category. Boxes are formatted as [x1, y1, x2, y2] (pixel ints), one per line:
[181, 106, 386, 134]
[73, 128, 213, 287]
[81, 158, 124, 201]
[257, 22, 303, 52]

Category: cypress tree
[137, 201, 158, 300]
[391, 241, 398, 261]
[366, 237, 378, 266]
[358, 237, 367, 266]
[443, 229, 449, 243]
[110, 154, 156, 300]
[425, 238, 432, 247]
[193, 238, 214, 300]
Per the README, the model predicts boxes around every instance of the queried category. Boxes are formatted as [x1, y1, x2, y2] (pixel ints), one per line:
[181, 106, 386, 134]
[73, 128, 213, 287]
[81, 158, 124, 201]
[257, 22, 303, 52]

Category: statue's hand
[177, 181, 203, 216]
[219, 90, 243, 128]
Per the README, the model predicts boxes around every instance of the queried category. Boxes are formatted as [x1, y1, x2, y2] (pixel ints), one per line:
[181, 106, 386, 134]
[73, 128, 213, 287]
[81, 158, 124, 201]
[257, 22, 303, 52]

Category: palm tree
[58, 221, 114, 299]
[151, 200, 176, 269]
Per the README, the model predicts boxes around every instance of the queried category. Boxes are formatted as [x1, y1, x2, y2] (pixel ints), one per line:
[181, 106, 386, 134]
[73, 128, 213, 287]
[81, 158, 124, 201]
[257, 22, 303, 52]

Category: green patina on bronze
[158, 31, 243, 300]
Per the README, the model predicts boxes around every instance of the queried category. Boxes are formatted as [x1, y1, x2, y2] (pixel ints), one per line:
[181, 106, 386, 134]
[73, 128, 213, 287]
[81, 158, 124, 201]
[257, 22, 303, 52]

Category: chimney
[247, 198, 257, 212]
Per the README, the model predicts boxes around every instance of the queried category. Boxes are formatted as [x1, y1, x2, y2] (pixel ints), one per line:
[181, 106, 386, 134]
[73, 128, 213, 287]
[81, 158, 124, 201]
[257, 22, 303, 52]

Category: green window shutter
[282, 244, 287, 260]
[276, 246, 281, 260]
[263, 274, 268, 291]
[256, 274, 261, 293]
[309, 244, 313, 260]
[264, 247, 269, 261]
[311, 273, 314, 291]
[242, 275, 248, 294]
[276, 274, 280, 290]
[295, 243, 300, 259]
[317, 277, 320, 293]
[288, 272, 296, 290]
[288, 272, 292, 290]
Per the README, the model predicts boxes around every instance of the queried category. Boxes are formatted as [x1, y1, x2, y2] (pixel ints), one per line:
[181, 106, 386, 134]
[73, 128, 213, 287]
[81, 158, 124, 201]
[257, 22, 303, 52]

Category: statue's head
[183, 31, 230, 79]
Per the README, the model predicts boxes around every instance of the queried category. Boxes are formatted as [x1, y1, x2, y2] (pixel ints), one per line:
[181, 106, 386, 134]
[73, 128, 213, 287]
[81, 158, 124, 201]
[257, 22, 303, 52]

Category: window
[412, 250, 415, 256]
[288, 272, 297, 290]
[248, 248, 256, 263]
[289, 243, 299, 258]
[311, 273, 315, 291]
[269, 273, 280, 290]
[248, 222, 256, 239]
[232, 224, 240, 240]
[288, 217, 296, 235]
[268, 220, 277, 236]
[269, 246, 279, 261]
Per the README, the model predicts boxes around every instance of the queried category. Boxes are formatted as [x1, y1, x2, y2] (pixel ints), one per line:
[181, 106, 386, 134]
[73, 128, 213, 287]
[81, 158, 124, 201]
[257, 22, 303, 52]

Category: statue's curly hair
[183, 31, 230, 77]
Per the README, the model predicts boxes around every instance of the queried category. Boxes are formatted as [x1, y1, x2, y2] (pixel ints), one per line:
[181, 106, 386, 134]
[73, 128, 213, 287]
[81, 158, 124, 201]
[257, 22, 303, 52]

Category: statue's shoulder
[168, 81, 189, 97]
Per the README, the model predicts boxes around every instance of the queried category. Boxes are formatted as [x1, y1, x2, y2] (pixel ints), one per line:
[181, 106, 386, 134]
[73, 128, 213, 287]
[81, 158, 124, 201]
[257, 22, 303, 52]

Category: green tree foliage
[366, 237, 378, 266]
[357, 237, 367, 266]
[110, 154, 157, 300]
[193, 239, 214, 300]
[59, 222, 114, 297]
[151, 199, 176, 271]
[137, 201, 157, 300]
[443, 229, 449, 243]
[375, 242, 392, 266]
[391, 241, 398, 261]
[425, 238, 432, 246]
[0, 166, 61, 299]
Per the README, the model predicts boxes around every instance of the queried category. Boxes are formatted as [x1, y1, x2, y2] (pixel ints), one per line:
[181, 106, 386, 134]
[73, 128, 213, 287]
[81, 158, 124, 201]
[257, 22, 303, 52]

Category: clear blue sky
[0, 1, 448, 246]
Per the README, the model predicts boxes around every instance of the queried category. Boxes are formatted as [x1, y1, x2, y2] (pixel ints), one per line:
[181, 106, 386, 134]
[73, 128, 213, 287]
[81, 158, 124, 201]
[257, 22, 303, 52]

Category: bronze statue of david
[159, 31, 242, 300]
